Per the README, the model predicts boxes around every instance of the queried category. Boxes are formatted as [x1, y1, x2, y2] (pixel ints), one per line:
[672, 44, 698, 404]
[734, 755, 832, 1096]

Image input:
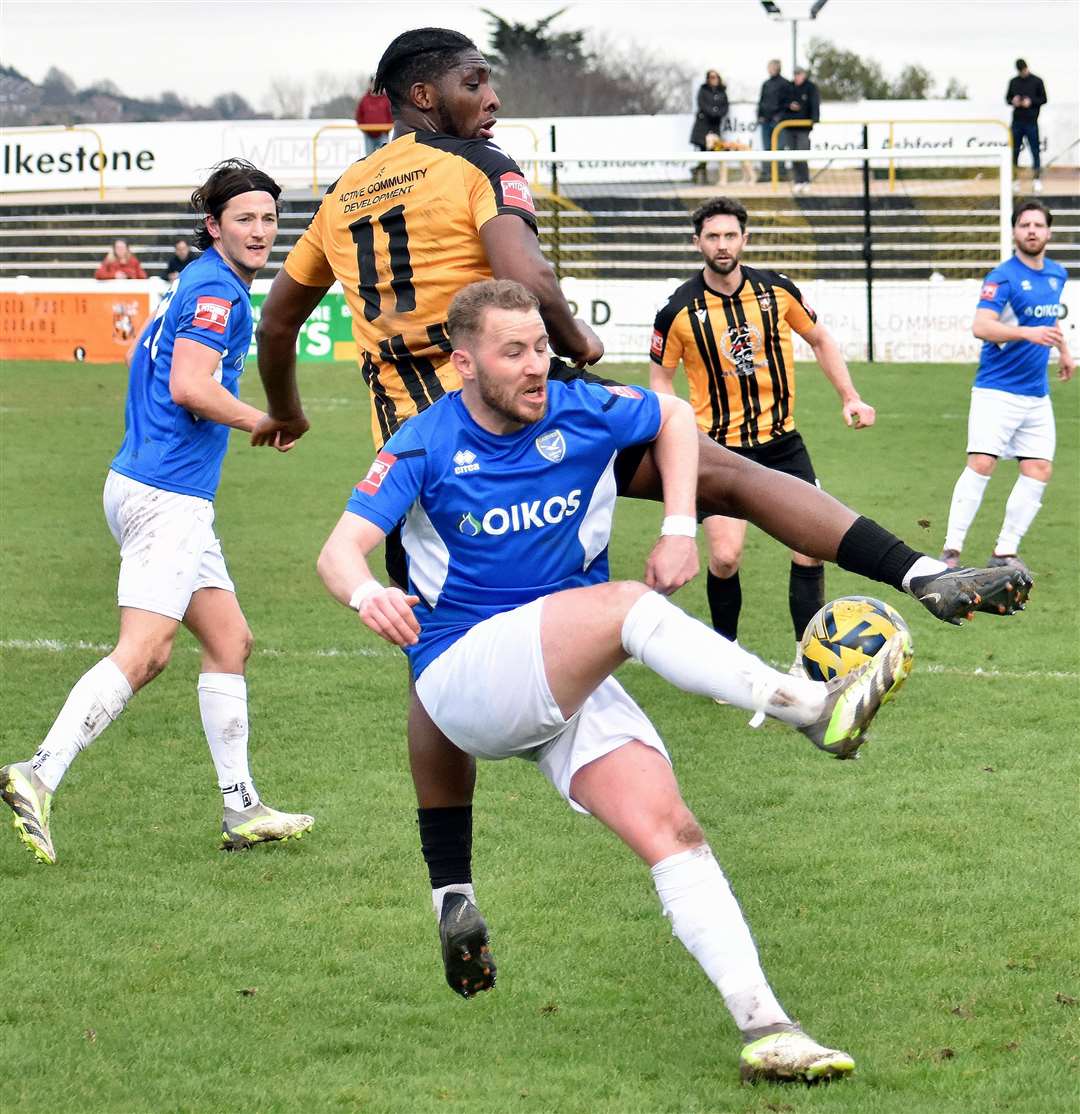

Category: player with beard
[650, 197, 875, 666]
[252, 27, 1033, 1000]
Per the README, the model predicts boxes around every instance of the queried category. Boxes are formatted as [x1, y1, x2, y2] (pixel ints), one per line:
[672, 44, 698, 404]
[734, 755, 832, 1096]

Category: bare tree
[265, 77, 306, 118]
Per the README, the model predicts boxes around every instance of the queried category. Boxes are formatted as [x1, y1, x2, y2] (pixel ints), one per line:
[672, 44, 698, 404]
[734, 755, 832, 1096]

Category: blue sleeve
[345, 424, 426, 534]
[582, 381, 663, 449]
[173, 278, 245, 355]
[977, 270, 1011, 313]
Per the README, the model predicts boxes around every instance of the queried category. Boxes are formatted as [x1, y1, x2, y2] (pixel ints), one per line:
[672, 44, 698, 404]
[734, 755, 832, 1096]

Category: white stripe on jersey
[578, 451, 619, 571]
[403, 502, 450, 605]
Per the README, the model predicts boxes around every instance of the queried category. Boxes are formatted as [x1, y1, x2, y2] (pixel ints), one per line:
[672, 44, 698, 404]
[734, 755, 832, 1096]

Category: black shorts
[723, 429, 818, 485]
[383, 357, 651, 586]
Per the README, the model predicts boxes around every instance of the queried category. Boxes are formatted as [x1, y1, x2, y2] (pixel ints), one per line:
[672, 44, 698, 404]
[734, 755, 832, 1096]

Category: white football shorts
[415, 597, 670, 815]
[103, 469, 234, 621]
[967, 387, 1055, 461]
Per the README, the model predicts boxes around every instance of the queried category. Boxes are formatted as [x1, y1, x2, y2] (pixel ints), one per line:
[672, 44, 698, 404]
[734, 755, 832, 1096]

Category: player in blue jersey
[1, 160, 313, 865]
[317, 280, 913, 1083]
[941, 201, 1074, 575]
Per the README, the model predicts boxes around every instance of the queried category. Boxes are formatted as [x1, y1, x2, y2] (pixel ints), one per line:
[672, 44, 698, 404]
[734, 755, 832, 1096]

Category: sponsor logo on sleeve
[192, 296, 232, 334]
[499, 173, 535, 213]
[356, 451, 397, 495]
[604, 384, 643, 400]
[980, 281, 999, 301]
[650, 329, 664, 358]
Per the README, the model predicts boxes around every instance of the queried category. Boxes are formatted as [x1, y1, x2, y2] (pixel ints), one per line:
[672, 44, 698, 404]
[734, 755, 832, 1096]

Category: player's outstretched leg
[221, 802, 314, 850]
[438, 890, 496, 999]
[0, 762, 55, 865]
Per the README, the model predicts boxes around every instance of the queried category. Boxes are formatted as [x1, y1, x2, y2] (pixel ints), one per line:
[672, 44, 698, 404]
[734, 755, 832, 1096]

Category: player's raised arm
[251, 269, 328, 446]
[317, 512, 421, 647]
[644, 393, 700, 595]
[480, 214, 603, 367]
[800, 320, 875, 429]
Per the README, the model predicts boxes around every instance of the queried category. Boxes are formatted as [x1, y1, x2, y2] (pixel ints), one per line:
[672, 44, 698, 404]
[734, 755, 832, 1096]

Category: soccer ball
[799, 596, 910, 682]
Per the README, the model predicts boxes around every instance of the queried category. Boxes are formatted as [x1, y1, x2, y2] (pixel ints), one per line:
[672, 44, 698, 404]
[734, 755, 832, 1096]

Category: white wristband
[660, 515, 698, 538]
[348, 580, 383, 611]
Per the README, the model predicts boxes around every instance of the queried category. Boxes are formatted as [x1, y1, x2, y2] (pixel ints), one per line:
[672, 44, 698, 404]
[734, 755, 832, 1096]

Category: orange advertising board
[0, 291, 150, 363]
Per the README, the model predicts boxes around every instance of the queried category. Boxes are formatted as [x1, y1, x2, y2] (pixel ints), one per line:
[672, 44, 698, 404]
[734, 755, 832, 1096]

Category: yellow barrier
[770, 117, 1013, 191]
[9, 125, 107, 199]
[312, 122, 541, 194]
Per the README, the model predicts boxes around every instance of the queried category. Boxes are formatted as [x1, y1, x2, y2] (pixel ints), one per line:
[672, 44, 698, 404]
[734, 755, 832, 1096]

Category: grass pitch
[1, 357, 1077, 1114]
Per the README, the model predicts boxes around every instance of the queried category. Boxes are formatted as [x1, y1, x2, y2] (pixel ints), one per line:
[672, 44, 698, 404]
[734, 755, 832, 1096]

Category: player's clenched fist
[359, 587, 421, 646]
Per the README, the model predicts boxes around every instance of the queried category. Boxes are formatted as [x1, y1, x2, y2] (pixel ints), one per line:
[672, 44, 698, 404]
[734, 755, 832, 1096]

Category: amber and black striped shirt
[284, 130, 539, 449]
[650, 267, 817, 448]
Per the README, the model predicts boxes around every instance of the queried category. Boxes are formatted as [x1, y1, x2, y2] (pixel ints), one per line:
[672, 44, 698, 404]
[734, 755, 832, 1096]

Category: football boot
[1, 761, 56, 865]
[221, 802, 313, 850]
[740, 1030, 855, 1084]
[439, 891, 496, 998]
[910, 564, 1032, 625]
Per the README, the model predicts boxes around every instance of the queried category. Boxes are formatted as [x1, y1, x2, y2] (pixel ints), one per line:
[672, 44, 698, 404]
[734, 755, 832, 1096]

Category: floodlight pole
[760, 0, 829, 72]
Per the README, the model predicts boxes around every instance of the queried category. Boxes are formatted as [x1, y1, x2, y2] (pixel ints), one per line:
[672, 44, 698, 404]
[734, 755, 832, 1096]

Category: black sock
[417, 805, 472, 888]
[706, 570, 741, 640]
[789, 562, 825, 641]
[836, 516, 921, 592]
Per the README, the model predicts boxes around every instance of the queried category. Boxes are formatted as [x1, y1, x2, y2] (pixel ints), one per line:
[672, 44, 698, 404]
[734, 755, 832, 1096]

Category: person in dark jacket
[782, 67, 820, 191]
[689, 70, 729, 184]
[757, 59, 792, 181]
[1006, 59, 1047, 190]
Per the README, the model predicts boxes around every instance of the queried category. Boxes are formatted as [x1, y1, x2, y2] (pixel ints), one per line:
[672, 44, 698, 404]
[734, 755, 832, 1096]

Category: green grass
[1, 358, 1077, 1114]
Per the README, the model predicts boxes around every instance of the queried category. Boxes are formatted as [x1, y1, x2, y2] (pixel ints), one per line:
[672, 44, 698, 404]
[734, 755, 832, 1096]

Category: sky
[3, 0, 1079, 110]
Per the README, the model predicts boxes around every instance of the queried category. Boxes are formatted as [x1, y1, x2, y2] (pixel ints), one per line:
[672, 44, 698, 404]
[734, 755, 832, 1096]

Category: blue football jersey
[110, 246, 254, 500]
[974, 254, 1068, 397]
[346, 379, 662, 677]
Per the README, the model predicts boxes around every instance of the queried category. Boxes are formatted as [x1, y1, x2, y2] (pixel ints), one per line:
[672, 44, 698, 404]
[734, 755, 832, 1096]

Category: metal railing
[770, 117, 1013, 190]
[6, 125, 108, 199]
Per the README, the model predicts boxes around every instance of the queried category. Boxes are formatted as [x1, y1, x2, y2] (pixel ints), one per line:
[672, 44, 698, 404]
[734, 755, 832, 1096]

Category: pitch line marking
[2, 639, 1075, 679]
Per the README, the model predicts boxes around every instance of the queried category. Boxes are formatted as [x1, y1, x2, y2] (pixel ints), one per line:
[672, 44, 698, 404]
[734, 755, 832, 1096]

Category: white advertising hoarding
[2, 100, 1075, 194]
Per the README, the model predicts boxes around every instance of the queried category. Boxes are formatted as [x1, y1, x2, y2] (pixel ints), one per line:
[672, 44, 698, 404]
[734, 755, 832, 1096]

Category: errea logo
[453, 449, 480, 475]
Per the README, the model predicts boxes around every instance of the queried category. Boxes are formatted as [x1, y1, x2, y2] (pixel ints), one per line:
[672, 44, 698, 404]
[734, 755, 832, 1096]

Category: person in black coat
[689, 70, 729, 183]
[757, 59, 793, 181]
[1006, 59, 1047, 189]
[782, 67, 820, 190]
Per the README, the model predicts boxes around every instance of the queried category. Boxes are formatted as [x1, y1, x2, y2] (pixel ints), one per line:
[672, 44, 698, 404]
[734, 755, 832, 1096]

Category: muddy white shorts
[967, 386, 1055, 461]
[103, 469, 234, 621]
[415, 597, 670, 814]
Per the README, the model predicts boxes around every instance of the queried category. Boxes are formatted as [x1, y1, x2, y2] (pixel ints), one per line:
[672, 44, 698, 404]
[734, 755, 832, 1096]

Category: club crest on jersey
[695, 307, 708, 322]
[453, 448, 480, 475]
[1049, 277, 1059, 290]
[535, 429, 566, 463]
[980, 281, 999, 300]
[192, 296, 232, 334]
[756, 291, 773, 314]
[499, 173, 535, 213]
[357, 451, 396, 495]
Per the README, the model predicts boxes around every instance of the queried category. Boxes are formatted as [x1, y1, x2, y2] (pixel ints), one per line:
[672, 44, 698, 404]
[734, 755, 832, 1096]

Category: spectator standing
[355, 78, 393, 155]
[689, 70, 729, 184]
[1006, 59, 1047, 192]
[757, 59, 792, 182]
[95, 239, 146, 280]
[782, 67, 819, 193]
[163, 238, 194, 283]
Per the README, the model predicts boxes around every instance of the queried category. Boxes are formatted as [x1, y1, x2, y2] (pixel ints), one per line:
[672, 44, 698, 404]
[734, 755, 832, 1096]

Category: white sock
[198, 673, 260, 811]
[31, 658, 132, 791]
[995, 475, 1046, 555]
[902, 555, 949, 592]
[943, 467, 991, 553]
[621, 590, 826, 726]
[652, 846, 792, 1038]
[431, 882, 476, 920]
